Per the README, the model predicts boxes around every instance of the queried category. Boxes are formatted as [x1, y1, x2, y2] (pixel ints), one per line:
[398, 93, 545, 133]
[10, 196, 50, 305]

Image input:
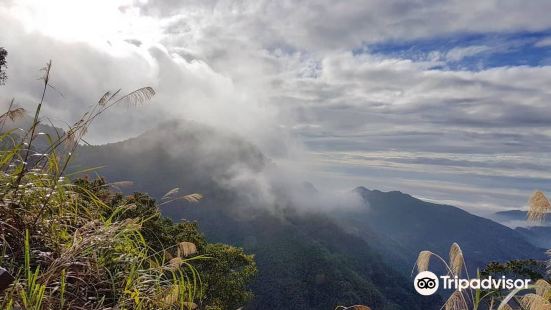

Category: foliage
[74, 178, 257, 309]
[0, 63, 256, 309]
[481, 260, 546, 284]
[182, 207, 441, 310]
[414, 243, 549, 308]
[198, 244, 256, 310]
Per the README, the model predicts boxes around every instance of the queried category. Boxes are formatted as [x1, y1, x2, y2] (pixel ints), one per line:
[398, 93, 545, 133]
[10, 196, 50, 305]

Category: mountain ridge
[70, 119, 546, 309]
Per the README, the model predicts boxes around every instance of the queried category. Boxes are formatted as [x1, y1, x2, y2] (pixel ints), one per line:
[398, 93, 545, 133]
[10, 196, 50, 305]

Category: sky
[1, 0, 551, 216]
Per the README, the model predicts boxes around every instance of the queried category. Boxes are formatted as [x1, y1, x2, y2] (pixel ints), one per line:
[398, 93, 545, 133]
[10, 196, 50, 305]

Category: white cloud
[534, 37, 551, 47]
[2, 0, 551, 213]
[446, 45, 491, 62]
[137, 0, 551, 51]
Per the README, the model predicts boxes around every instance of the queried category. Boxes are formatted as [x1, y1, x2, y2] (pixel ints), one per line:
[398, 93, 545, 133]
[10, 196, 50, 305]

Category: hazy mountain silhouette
[493, 210, 551, 248]
[495, 210, 551, 225]
[333, 188, 545, 274]
[515, 226, 551, 248]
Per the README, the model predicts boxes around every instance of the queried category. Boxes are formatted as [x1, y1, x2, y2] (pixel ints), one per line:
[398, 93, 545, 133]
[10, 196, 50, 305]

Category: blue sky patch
[358, 31, 551, 70]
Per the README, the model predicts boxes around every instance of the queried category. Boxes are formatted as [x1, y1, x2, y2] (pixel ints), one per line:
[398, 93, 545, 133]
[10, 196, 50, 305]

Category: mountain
[172, 205, 441, 309]
[71, 119, 545, 309]
[72, 120, 440, 309]
[515, 226, 551, 248]
[495, 210, 530, 221]
[495, 209, 551, 225]
[332, 188, 546, 273]
[492, 210, 551, 248]
[72, 119, 265, 199]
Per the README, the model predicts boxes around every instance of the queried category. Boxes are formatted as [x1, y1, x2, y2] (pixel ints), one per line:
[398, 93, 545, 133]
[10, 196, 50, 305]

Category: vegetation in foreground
[0, 62, 256, 309]
[408, 191, 551, 310]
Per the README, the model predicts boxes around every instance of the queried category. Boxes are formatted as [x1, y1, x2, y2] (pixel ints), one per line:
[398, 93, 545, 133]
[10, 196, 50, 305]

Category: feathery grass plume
[0, 100, 25, 135]
[416, 250, 432, 272]
[445, 290, 468, 310]
[0, 107, 25, 123]
[182, 193, 203, 203]
[108, 180, 134, 191]
[97, 91, 112, 106]
[161, 285, 198, 309]
[535, 279, 551, 299]
[161, 284, 180, 307]
[521, 293, 551, 310]
[160, 190, 203, 206]
[114, 87, 155, 107]
[162, 187, 180, 200]
[528, 191, 551, 223]
[449, 243, 464, 277]
[334, 306, 372, 310]
[183, 301, 199, 309]
[178, 242, 198, 257]
[498, 304, 513, 310]
[168, 257, 184, 272]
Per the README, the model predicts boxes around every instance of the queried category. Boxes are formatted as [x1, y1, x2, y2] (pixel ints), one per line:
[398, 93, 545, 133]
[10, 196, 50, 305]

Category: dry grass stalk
[449, 243, 464, 277]
[521, 293, 551, 310]
[416, 250, 432, 272]
[528, 191, 551, 223]
[161, 284, 179, 307]
[182, 193, 203, 203]
[535, 279, 551, 299]
[168, 257, 183, 271]
[334, 306, 372, 310]
[162, 188, 180, 200]
[109, 180, 134, 191]
[0, 107, 26, 122]
[183, 301, 199, 309]
[160, 189, 202, 206]
[499, 304, 513, 310]
[444, 290, 468, 310]
[161, 285, 198, 309]
[178, 242, 198, 257]
[116, 87, 155, 107]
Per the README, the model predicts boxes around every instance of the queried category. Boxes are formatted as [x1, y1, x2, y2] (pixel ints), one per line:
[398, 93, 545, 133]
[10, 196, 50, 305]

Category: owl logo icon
[414, 271, 439, 295]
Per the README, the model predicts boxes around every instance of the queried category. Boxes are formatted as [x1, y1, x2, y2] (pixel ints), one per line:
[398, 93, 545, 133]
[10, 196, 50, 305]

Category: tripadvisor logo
[414, 271, 439, 296]
[413, 271, 531, 296]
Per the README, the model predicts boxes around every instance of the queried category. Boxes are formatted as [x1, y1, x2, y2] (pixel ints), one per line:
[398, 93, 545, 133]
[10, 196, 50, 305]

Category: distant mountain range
[70, 120, 546, 309]
[493, 210, 551, 248]
[336, 188, 545, 273]
[494, 210, 551, 225]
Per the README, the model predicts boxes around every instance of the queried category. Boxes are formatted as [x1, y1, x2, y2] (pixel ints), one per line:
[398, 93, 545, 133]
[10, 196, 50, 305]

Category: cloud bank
[2, 0, 551, 215]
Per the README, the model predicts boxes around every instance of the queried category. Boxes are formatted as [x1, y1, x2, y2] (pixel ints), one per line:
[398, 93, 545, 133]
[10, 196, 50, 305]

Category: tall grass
[408, 187, 551, 310]
[0, 62, 205, 309]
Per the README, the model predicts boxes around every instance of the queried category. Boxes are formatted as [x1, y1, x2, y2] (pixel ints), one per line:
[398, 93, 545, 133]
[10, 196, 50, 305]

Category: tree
[74, 177, 258, 310]
[0, 47, 6, 85]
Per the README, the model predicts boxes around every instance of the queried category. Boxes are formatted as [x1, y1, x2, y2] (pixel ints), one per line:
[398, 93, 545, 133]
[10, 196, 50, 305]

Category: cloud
[446, 45, 491, 62]
[0, 6, 286, 155]
[273, 51, 551, 213]
[535, 37, 551, 47]
[137, 0, 551, 51]
[2, 0, 551, 215]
